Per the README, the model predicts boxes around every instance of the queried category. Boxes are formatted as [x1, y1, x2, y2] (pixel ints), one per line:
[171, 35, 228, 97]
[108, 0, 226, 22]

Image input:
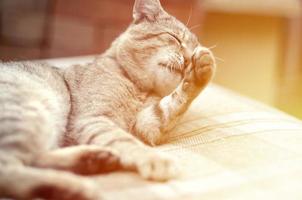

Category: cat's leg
[134, 46, 215, 145]
[0, 164, 100, 200]
[74, 116, 179, 181]
[33, 145, 120, 175]
[0, 112, 101, 199]
[0, 129, 117, 199]
[0, 120, 101, 200]
[0, 67, 101, 199]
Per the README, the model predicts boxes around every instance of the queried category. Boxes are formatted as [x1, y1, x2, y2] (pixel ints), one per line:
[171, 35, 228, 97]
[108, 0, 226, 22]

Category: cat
[0, 0, 215, 199]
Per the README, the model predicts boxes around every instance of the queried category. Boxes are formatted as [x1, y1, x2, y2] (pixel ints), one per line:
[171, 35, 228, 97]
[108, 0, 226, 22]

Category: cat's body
[0, 0, 215, 199]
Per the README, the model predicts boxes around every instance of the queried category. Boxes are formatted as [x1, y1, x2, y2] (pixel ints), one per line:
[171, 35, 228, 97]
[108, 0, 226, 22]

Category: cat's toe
[192, 46, 215, 85]
[137, 152, 180, 181]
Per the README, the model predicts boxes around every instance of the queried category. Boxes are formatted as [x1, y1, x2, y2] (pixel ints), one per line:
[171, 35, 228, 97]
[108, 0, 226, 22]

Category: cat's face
[116, 0, 214, 96]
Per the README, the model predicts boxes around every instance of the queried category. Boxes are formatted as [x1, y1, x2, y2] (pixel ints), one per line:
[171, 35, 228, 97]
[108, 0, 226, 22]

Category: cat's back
[0, 62, 70, 148]
[0, 62, 70, 105]
[0, 61, 70, 115]
[0, 62, 66, 93]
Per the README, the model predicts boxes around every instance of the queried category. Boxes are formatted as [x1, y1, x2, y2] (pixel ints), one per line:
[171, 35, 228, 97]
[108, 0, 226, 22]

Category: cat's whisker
[174, 54, 184, 71]
[181, 3, 193, 40]
[172, 62, 176, 73]
[166, 59, 173, 73]
[189, 24, 201, 31]
[172, 55, 179, 70]
[214, 56, 225, 63]
[207, 44, 218, 50]
[170, 63, 173, 73]
[186, 4, 193, 27]
[169, 65, 173, 73]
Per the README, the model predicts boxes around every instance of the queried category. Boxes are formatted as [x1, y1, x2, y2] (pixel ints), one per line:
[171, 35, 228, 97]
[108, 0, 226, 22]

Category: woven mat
[91, 84, 302, 200]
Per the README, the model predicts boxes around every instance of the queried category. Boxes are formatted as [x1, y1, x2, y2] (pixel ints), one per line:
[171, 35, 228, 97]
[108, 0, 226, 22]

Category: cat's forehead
[160, 16, 186, 32]
[129, 13, 199, 47]
[158, 16, 197, 39]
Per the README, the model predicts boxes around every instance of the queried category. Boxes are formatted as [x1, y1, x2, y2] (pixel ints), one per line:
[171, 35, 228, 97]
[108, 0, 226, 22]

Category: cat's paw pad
[137, 151, 180, 181]
[192, 46, 215, 85]
[72, 146, 121, 175]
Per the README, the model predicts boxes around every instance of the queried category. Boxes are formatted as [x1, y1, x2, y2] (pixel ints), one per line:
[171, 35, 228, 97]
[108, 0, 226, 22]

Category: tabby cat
[0, 0, 215, 199]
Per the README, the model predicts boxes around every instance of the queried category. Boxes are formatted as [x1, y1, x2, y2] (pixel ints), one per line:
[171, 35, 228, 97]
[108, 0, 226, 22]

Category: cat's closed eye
[166, 32, 182, 46]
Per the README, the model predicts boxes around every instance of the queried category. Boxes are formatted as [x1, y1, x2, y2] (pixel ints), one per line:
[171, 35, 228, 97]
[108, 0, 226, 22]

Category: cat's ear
[133, 0, 164, 23]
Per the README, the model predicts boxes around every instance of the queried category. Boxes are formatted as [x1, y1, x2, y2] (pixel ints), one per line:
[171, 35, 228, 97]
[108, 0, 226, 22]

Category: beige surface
[48, 57, 302, 200]
[89, 84, 302, 200]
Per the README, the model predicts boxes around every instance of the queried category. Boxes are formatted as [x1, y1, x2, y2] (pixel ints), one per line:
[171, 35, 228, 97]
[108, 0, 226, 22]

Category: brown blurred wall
[0, 0, 202, 61]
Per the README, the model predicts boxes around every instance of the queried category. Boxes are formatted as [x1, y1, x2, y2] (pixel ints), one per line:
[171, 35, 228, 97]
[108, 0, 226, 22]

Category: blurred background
[0, 0, 301, 118]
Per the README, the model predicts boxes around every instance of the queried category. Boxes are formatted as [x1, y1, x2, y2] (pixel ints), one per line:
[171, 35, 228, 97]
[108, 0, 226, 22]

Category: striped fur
[0, 0, 215, 199]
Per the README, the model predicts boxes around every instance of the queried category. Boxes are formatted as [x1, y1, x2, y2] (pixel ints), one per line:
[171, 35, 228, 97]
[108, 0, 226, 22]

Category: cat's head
[114, 0, 215, 96]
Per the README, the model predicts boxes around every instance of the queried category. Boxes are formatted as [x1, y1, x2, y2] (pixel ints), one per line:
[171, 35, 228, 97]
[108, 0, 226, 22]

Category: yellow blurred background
[200, 0, 302, 119]
[0, 0, 301, 118]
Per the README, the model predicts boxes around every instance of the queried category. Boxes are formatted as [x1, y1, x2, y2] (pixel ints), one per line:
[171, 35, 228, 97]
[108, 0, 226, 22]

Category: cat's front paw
[136, 151, 180, 181]
[191, 46, 215, 86]
[122, 150, 180, 181]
